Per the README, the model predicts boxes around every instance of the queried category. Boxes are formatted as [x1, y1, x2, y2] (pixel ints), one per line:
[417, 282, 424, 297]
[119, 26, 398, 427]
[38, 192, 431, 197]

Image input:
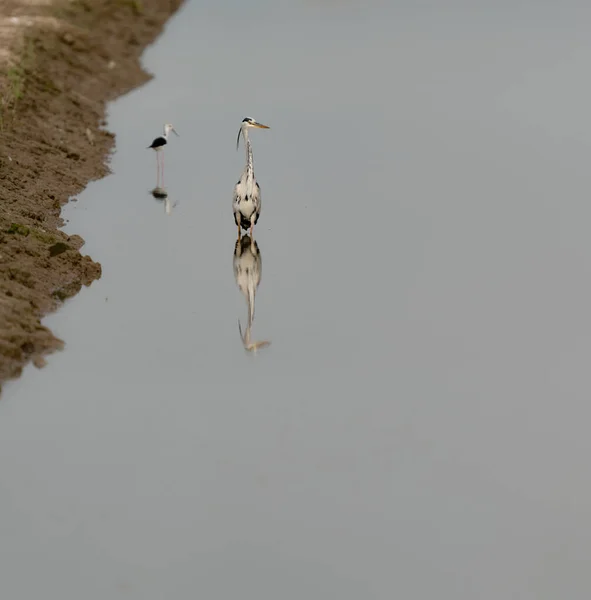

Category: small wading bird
[147, 123, 179, 187]
[233, 117, 269, 239]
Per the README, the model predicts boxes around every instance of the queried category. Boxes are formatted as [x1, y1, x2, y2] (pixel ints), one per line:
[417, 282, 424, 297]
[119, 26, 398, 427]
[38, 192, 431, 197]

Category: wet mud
[0, 0, 184, 392]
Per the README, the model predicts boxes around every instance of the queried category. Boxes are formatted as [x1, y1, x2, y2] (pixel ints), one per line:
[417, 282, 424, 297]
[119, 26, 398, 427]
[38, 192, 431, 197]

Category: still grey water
[2, 1, 591, 598]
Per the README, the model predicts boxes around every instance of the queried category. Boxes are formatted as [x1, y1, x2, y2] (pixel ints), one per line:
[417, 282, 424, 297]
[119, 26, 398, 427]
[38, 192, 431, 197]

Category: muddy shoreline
[0, 0, 184, 392]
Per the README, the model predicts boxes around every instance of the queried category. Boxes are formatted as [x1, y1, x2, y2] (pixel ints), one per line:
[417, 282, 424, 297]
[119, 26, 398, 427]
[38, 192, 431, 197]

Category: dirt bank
[0, 0, 185, 393]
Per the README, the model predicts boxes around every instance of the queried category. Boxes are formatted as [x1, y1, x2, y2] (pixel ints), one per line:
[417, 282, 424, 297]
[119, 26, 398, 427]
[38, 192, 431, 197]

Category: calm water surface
[2, 1, 591, 598]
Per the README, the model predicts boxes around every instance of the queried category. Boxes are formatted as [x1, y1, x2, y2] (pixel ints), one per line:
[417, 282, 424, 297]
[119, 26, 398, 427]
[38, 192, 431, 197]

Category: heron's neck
[243, 128, 254, 177]
[163, 127, 169, 139]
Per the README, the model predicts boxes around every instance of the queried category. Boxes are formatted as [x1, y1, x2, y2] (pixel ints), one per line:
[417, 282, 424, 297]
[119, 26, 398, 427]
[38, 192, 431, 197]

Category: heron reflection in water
[233, 117, 269, 239]
[233, 234, 271, 352]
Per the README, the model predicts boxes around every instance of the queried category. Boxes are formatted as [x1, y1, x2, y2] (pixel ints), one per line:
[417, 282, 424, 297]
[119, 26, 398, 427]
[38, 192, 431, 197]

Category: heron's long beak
[172, 128, 179, 136]
[253, 122, 270, 129]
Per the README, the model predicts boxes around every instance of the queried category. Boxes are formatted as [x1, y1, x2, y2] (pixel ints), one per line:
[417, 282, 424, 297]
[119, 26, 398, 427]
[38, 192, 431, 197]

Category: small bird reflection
[150, 187, 175, 215]
[233, 234, 271, 353]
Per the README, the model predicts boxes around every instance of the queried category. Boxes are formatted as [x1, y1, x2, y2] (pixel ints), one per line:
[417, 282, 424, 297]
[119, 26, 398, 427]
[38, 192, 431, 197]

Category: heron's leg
[161, 151, 165, 186]
[249, 213, 256, 238]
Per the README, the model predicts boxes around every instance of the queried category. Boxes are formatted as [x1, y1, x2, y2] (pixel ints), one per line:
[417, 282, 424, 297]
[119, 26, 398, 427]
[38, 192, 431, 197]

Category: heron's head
[237, 117, 269, 149]
[242, 117, 270, 130]
[164, 123, 179, 136]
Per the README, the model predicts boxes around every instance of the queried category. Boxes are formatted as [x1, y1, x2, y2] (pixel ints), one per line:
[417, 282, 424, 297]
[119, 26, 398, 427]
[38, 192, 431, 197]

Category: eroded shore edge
[0, 0, 185, 392]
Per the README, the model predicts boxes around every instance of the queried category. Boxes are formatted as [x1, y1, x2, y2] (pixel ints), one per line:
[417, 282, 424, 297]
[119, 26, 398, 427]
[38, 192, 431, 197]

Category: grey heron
[147, 123, 179, 187]
[233, 117, 269, 239]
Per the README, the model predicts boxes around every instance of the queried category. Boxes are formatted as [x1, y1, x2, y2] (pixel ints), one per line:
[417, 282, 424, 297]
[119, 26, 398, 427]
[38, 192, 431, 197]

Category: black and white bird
[147, 123, 178, 187]
[233, 117, 269, 238]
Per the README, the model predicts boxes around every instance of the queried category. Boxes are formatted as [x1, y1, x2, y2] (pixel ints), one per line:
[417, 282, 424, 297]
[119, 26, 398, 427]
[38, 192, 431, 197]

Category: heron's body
[233, 168, 261, 231]
[233, 118, 269, 238]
